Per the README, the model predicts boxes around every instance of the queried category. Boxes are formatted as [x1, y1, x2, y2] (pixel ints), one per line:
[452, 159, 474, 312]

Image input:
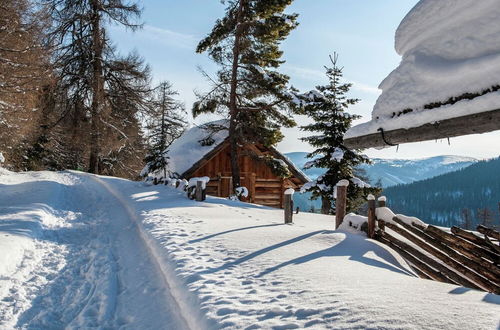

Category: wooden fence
[367, 198, 500, 294]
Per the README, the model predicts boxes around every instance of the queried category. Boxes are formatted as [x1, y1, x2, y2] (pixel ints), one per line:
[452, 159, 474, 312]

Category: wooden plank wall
[190, 144, 298, 208]
[191, 144, 277, 180]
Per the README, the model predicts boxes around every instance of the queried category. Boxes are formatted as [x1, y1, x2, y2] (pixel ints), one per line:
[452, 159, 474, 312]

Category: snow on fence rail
[366, 197, 500, 294]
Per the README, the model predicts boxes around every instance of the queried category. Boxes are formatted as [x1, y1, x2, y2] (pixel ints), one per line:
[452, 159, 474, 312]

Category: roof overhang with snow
[345, 108, 500, 149]
[344, 0, 500, 149]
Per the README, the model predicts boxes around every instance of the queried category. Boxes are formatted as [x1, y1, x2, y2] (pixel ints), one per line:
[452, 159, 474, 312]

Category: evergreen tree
[299, 54, 375, 214]
[194, 0, 299, 193]
[45, 0, 146, 174]
[143, 81, 187, 180]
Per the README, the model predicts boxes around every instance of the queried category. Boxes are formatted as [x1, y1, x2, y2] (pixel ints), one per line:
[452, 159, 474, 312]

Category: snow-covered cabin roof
[345, 0, 500, 148]
[166, 120, 229, 176]
[166, 120, 310, 182]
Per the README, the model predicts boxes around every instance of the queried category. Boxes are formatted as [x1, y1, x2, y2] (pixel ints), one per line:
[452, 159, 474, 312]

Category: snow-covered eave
[344, 107, 500, 150]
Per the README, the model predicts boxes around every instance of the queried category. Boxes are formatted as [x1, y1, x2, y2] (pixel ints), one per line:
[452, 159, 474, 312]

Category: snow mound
[235, 186, 249, 198]
[376, 207, 426, 227]
[346, 0, 500, 138]
[339, 213, 368, 232]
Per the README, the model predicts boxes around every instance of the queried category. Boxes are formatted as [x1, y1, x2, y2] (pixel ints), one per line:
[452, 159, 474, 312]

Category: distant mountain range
[285, 153, 477, 187]
[285, 153, 479, 214]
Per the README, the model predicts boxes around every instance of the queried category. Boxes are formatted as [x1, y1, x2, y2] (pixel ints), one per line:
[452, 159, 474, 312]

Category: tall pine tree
[194, 0, 299, 193]
[143, 81, 187, 180]
[299, 54, 375, 214]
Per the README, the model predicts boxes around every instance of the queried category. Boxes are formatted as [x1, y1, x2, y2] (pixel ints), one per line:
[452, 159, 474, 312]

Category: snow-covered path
[0, 170, 190, 329]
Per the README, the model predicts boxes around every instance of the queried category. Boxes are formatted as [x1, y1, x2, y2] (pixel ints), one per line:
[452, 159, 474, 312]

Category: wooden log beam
[451, 226, 500, 254]
[408, 264, 432, 281]
[380, 220, 497, 292]
[477, 225, 500, 241]
[377, 231, 454, 284]
[424, 225, 499, 265]
[344, 108, 500, 149]
[391, 218, 500, 283]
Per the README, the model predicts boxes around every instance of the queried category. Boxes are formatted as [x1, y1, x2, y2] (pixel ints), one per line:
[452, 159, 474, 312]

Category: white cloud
[283, 65, 326, 80]
[109, 24, 199, 50]
[141, 25, 199, 50]
[284, 64, 381, 95]
[351, 81, 381, 95]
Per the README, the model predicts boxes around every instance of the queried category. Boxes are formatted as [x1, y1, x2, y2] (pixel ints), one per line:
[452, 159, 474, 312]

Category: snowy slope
[1, 169, 499, 329]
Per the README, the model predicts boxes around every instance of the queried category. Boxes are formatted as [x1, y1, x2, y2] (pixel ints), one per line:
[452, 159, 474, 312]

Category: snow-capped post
[284, 188, 295, 224]
[378, 196, 387, 208]
[335, 180, 349, 229]
[367, 194, 376, 238]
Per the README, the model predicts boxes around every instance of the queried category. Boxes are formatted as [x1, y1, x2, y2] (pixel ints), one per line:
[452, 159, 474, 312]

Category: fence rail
[367, 200, 500, 294]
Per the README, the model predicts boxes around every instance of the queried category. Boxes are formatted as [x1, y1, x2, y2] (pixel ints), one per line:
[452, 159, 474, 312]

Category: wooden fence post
[250, 173, 256, 203]
[377, 196, 386, 231]
[335, 180, 349, 229]
[284, 188, 294, 224]
[367, 194, 376, 238]
[195, 181, 203, 201]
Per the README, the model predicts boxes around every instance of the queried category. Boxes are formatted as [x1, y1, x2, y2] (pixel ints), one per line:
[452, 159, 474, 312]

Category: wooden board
[344, 108, 500, 149]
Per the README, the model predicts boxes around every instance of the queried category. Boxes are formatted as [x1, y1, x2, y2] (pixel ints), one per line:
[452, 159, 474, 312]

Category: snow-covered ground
[1, 169, 499, 329]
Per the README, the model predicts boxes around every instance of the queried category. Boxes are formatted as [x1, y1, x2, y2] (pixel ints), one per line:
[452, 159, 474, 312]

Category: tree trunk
[89, 0, 104, 174]
[321, 197, 331, 215]
[228, 0, 246, 193]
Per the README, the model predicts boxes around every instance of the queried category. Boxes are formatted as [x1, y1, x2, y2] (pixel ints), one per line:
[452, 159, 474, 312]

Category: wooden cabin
[163, 121, 309, 208]
[180, 140, 309, 208]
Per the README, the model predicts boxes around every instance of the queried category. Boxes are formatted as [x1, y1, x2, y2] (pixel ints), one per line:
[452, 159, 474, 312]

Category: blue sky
[110, 0, 500, 160]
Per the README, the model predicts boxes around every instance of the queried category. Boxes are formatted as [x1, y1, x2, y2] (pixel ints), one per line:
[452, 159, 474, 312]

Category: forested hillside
[0, 0, 187, 179]
[384, 157, 500, 229]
